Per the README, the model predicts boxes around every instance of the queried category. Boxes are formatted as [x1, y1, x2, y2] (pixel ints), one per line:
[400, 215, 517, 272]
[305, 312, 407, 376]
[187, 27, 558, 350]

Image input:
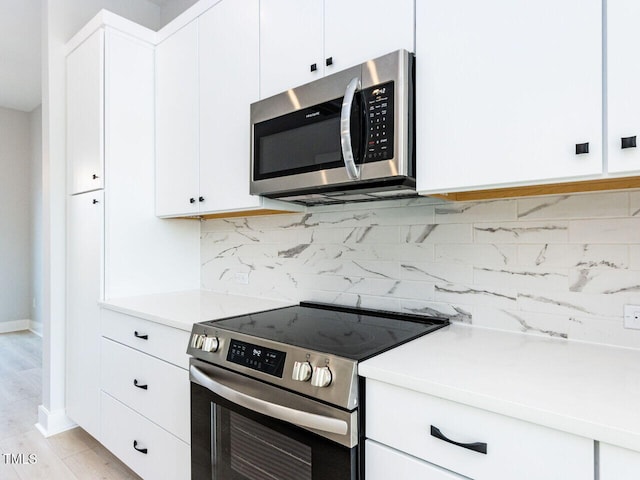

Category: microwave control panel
[363, 81, 394, 162]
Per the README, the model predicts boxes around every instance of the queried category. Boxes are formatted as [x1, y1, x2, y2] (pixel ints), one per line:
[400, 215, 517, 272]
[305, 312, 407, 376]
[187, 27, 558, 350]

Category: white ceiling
[0, 0, 41, 112]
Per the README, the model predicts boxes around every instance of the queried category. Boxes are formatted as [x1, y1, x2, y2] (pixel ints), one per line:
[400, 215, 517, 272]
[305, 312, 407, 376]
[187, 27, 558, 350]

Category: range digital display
[227, 339, 286, 378]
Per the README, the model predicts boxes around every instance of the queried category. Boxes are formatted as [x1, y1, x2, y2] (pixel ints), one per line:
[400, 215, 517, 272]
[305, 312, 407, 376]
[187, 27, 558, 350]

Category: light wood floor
[0, 330, 141, 480]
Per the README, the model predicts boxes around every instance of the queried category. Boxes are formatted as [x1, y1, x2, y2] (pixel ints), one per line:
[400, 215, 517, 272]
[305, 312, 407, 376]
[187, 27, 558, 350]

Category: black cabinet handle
[326, 57, 333, 66]
[198, 196, 205, 202]
[92, 174, 99, 180]
[134, 331, 148, 340]
[310, 63, 317, 72]
[133, 440, 148, 454]
[189, 197, 196, 204]
[575, 142, 589, 155]
[622, 136, 637, 149]
[133, 379, 148, 390]
[430, 425, 487, 455]
[92, 199, 99, 205]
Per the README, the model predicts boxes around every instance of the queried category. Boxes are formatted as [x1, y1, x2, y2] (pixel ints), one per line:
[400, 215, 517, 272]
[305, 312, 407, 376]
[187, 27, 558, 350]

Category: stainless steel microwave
[250, 50, 416, 206]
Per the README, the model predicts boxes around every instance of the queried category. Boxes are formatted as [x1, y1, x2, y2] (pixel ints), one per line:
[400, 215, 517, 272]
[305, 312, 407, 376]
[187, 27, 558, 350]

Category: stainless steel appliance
[187, 302, 448, 480]
[250, 50, 415, 205]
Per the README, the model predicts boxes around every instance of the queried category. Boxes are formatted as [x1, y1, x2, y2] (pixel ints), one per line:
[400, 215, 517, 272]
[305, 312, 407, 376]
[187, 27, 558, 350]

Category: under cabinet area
[365, 379, 593, 479]
[259, 0, 414, 99]
[100, 309, 191, 479]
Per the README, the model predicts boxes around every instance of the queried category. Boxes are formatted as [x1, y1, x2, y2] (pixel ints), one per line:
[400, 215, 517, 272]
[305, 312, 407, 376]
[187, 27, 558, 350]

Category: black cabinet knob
[575, 142, 589, 155]
[198, 196, 205, 202]
[92, 199, 99, 204]
[326, 57, 333, 66]
[133, 440, 148, 454]
[189, 197, 196, 204]
[621, 136, 637, 149]
[92, 174, 99, 180]
[310, 63, 317, 72]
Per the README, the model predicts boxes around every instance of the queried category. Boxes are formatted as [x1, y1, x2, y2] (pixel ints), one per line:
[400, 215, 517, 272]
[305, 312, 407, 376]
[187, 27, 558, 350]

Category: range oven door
[190, 359, 359, 480]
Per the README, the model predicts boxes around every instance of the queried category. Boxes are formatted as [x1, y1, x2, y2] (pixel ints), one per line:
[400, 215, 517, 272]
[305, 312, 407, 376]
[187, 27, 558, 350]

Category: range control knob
[201, 336, 219, 353]
[191, 334, 204, 349]
[311, 366, 332, 388]
[292, 361, 313, 382]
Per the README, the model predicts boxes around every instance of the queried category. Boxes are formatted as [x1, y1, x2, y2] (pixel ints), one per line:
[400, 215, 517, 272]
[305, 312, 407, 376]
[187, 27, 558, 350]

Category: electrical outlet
[623, 305, 640, 330]
[234, 272, 249, 285]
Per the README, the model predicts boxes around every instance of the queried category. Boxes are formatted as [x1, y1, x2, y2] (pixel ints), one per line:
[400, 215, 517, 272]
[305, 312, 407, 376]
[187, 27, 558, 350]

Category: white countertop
[359, 323, 640, 452]
[100, 290, 294, 331]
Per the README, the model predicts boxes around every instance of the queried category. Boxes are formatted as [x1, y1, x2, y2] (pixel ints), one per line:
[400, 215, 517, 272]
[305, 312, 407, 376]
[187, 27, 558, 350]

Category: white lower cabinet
[600, 443, 640, 479]
[101, 309, 191, 479]
[366, 380, 593, 479]
[101, 392, 190, 480]
[366, 440, 465, 480]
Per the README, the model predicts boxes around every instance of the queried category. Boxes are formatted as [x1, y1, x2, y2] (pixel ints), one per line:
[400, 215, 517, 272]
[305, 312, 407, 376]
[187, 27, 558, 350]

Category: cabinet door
[67, 29, 104, 195]
[607, 0, 640, 174]
[66, 191, 103, 439]
[199, 0, 261, 213]
[155, 21, 199, 217]
[600, 443, 640, 480]
[324, 0, 414, 75]
[259, 0, 324, 99]
[416, 0, 602, 194]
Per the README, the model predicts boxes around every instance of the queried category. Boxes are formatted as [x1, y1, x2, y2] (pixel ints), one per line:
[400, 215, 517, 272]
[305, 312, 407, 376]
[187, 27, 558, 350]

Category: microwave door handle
[190, 365, 349, 435]
[340, 77, 361, 180]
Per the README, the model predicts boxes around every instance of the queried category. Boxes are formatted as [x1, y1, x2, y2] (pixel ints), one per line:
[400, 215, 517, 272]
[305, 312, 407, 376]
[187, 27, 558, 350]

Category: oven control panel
[363, 81, 394, 162]
[227, 339, 286, 378]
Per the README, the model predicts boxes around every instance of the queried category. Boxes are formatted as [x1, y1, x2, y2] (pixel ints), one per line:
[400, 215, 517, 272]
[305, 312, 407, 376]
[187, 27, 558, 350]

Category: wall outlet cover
[623, 305, 640, 330]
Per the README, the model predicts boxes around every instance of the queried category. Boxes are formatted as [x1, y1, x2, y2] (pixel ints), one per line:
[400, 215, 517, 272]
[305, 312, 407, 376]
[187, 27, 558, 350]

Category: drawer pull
[430, 425, 487, 455]
[134, 331, 148, 340]
[133, 440, 148, 454]
[133, 379, 148, 390]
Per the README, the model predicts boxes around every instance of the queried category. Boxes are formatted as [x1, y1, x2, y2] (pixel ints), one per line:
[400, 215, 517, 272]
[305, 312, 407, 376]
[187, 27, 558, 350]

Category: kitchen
[1, 0, 640, 479]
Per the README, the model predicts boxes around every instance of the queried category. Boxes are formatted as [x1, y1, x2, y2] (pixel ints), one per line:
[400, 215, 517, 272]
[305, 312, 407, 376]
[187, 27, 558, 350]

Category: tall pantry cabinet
[65, 15, 199, 439]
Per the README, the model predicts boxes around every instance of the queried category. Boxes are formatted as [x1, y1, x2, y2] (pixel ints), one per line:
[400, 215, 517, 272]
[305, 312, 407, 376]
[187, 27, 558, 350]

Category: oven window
[220, 409, 312, 480]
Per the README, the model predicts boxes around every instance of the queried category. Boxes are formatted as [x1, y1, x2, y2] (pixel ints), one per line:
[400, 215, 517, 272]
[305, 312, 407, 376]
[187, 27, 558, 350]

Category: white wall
[39, 0, 162, 437]
[30, 105, 43, 336]
[0, 107, 31, 331]
[158, 0, 200, 27]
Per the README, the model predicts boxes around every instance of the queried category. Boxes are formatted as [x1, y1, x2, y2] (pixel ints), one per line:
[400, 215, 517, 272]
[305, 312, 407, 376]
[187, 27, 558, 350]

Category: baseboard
[0, 319, 31, 334]
[35, 405, 77, 438]
[29, 320, 43, 337]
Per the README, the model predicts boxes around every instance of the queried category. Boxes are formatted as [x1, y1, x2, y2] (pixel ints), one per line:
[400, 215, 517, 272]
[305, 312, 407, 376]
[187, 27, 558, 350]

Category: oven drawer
[366, 379, 592, 479]
[101, 308, 190, 369]
[366, 440, 466, 479]
[101, 337, 190, 443]
[101, 392, 190, 480]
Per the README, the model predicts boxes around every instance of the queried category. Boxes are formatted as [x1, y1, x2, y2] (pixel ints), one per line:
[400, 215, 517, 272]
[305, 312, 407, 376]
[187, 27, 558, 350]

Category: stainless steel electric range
[187, 302, 449, 480]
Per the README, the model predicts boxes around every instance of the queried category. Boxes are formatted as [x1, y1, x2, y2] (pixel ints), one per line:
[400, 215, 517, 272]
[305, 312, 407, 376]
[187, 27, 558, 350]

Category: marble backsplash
[201, 190, 640, 349]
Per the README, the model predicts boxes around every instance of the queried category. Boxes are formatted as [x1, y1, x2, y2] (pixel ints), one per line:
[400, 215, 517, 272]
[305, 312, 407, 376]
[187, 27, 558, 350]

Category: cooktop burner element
[188, 302, 449, 410]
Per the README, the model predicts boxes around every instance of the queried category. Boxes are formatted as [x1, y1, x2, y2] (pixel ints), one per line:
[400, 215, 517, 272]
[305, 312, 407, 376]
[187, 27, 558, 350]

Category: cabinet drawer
[366, 380, 592, 480]
[101, 392, 190, 480]
[101, 308, 190, 369]
[366, 440, 465, 479]
[101, 337, 190, 443]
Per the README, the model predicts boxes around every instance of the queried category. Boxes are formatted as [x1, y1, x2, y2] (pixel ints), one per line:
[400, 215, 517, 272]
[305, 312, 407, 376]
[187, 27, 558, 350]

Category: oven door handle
[190, 365, 349, 435]
[340, 76, 361, 180]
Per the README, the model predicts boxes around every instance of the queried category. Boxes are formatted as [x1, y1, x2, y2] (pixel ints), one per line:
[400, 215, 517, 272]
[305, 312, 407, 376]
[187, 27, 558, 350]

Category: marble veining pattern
[200, 191, 640, 349]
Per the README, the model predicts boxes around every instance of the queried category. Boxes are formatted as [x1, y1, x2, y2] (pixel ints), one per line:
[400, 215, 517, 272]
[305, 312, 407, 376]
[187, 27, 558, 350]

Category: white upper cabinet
[323, 0, 414, 74]
[260, 0, 414, 99]
[259, 0, 324, 99]
[198, 0, 262, 212]
[155, 21, 199, 217]
[416, 0, 602, 194]
[607, 0, 640, 175]
[67, 29, 104, 194]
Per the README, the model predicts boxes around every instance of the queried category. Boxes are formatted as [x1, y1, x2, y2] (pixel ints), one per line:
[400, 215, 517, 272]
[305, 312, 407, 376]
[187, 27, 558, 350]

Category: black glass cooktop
[204, 302, 449, 361]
